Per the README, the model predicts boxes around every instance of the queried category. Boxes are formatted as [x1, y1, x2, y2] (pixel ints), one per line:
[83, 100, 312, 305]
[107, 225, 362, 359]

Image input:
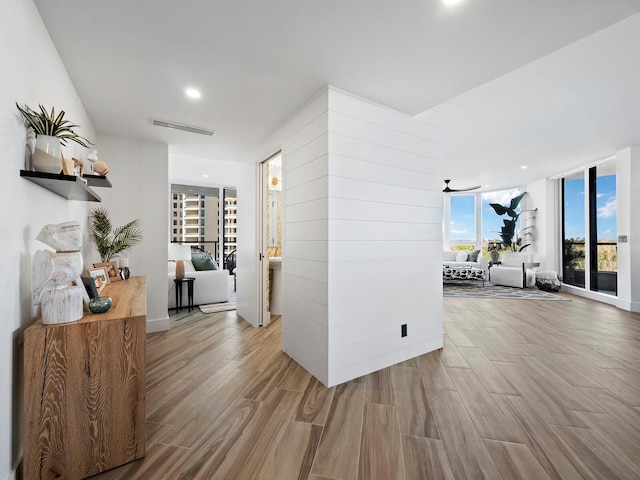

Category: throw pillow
[443, 251, 457, 262]
[192, 256, 218, 271]
[467, 250, 480, 262]
[455, 251, 468, 262]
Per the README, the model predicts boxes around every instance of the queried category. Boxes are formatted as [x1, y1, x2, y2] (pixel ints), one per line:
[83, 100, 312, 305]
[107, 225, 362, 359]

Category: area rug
[443, 282, 569, 300]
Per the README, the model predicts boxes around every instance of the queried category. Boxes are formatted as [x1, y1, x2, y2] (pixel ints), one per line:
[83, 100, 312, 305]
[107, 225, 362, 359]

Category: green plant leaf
[509, 192, 526, 210]
[89, 208, 143, 262]
[490, 203, 508, 215]
[16, 103, 94, 147]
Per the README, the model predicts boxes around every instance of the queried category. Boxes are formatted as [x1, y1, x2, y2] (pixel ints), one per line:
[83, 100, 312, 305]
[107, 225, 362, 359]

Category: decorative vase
[490, 250, 500, 263]
[175, 260, 185, 279]
[32, 135, 62, 174]
[89, 296, 112, 313]
[120, 266, 130, 280]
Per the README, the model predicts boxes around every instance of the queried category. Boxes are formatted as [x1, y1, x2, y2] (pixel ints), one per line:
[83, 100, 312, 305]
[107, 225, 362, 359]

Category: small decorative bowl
[89, 296, 112, 313]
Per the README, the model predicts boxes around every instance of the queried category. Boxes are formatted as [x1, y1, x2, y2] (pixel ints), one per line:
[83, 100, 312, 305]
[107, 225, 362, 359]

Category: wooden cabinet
[23, 277, 146, 479]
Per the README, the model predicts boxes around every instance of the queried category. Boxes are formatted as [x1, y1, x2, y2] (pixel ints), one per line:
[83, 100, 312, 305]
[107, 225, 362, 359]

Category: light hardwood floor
[91, 293, 640, 480]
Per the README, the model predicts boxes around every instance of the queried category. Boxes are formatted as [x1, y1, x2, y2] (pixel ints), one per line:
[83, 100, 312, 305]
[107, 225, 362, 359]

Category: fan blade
[449, 185, 481, 192]
[442, 179, 480, 193]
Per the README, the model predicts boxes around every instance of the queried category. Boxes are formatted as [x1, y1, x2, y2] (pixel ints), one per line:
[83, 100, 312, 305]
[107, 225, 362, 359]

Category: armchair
[489, 252, 539, 288]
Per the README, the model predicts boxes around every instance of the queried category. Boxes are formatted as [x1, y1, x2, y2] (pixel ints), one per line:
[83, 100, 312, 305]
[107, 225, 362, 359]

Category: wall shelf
[20, 170, 110, 202]
[84, 173, 112, 188]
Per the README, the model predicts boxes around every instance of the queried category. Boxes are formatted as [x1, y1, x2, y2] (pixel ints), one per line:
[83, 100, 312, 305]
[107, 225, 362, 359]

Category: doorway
[258, 152, 283, 326]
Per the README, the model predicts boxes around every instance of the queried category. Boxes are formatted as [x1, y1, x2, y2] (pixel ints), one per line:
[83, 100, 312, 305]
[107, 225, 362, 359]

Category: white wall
[236, 89, 330, 328]
[239, 87, 444, 386]
[524, 178, 558, 271]
[616, 146, 640, 312]
[323, 88, 444, 386]
[1, 1, 98, 478]
[95, 134, 170, 331]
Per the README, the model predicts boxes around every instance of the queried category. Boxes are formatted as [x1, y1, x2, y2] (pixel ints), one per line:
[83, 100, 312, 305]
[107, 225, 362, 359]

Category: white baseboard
[561, 284, 618, 306]
[147, 316, 170, 333]
[616, 299, 640, 312]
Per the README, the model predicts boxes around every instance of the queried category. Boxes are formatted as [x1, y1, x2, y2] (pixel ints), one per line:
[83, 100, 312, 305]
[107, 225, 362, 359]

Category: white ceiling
[34, 0, 640, 188]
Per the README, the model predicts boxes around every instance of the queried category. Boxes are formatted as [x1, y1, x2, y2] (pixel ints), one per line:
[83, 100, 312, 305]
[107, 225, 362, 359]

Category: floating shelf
[83, 174, 112, 188]
[20, 170, 105, 202]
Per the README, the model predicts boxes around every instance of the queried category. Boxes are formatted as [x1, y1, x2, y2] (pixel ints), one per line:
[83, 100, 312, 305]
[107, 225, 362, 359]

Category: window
[561, 160, 616, 295]
[562, 173, 586, 288]
[594, 162, 617, 294]
[449, 195, 475, 244]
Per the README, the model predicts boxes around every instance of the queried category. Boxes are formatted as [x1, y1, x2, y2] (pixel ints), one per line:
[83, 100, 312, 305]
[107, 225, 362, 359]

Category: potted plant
[16, 103, 93, 174]
[89, 207, 143, 263]
[489, 192, 536, 252]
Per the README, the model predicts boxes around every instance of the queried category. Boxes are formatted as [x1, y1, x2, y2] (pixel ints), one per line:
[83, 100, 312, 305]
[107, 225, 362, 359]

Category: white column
[616, 146, 640, 311]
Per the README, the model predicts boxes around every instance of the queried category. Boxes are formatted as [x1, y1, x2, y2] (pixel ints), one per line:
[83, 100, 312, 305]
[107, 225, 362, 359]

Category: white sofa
[168, 260, 230, 308]
[489, 252, 538, 288]
[443, 250, 489, 274]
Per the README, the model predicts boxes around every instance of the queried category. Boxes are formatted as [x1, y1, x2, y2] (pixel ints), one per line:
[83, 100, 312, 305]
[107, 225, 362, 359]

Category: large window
[594, 163, 617, 294]
[561, 160, 617, 295]
[170, 184, 220, 258]
[449, 195, 476, 246]
[562, 173, 586, 288]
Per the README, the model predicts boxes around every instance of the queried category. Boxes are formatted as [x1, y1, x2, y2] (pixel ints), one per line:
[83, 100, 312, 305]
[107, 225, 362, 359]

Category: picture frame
[89, 267, 110, 292]
[81, 276, 99, 299]
[94, 261, 121, 282]
[72, 157, 85, 177]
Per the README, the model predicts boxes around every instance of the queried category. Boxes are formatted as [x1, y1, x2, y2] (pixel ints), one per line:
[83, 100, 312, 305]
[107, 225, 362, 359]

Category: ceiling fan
[442, 179, 481, 193]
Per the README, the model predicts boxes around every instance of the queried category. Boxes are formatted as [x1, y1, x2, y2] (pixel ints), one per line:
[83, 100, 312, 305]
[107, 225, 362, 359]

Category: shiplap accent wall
[237, 90, 330, 329]
[283, 87, 444, 386]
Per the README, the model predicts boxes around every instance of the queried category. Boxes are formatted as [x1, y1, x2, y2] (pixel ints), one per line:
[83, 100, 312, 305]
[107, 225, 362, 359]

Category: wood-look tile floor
[91, 294, 640, 480]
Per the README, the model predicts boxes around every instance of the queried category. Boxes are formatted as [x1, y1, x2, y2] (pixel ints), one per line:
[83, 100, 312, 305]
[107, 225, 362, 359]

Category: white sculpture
[33, 221, 86, 324]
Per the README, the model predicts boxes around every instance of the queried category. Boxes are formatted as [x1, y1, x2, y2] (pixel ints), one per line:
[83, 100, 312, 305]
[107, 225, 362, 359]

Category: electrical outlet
[401, 324, 407, 337]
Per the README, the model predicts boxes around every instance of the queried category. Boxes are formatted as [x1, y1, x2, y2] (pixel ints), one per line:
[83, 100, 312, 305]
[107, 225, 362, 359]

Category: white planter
[33, 135, 62, 174]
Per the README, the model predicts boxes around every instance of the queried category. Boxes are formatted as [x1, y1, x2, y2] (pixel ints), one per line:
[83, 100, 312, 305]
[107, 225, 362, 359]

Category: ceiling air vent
[151, 118, 215, 136]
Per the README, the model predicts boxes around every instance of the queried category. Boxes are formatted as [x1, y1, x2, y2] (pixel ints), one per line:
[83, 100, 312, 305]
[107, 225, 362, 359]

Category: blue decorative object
[89, 296, 112, 313]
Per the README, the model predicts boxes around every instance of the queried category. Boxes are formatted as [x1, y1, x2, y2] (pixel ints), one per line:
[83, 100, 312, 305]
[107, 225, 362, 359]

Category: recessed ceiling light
[443, 0, 464, 6]
[202, 174, 208, 178]
[484, 184, 490, 187]
[521, 165, 528, 169]
[185, 87, 201, 99]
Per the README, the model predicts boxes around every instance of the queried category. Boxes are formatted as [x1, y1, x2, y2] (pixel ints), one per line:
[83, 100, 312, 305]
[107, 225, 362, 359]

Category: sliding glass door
[562, 173, 586, 288]
[593, 163, 617, 295]
[561, 160, 617, 295]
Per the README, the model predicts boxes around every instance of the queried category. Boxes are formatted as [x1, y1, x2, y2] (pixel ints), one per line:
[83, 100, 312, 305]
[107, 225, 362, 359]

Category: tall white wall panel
[243, 86, 443, 386]
[279, 87, 443, 386]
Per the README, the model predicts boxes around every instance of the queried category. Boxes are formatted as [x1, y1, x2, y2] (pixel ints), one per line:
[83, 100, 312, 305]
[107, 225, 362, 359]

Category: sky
[448, 176, 617, 244]
[564, 174, 617, 241]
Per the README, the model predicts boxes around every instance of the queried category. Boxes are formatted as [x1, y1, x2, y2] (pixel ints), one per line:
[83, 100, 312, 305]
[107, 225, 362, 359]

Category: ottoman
[535, 270, 561, 292]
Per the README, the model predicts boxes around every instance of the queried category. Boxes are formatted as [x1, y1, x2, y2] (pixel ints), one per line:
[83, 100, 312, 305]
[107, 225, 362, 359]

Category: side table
[174, 277, 196, 312]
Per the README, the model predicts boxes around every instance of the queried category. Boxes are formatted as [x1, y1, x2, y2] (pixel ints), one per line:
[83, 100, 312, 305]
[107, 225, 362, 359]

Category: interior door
[257, 157, 270, 326]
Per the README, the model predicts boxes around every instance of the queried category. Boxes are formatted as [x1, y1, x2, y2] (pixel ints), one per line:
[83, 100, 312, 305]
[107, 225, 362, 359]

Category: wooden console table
[23, 277, 147, 479]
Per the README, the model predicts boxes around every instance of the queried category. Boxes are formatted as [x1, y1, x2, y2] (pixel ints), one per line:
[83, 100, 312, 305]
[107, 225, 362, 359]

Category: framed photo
[72, 157, 85, 177]
[89, 267, 110, 292]
[81, 276, 99, 299]
[94, 261, 121, 282]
